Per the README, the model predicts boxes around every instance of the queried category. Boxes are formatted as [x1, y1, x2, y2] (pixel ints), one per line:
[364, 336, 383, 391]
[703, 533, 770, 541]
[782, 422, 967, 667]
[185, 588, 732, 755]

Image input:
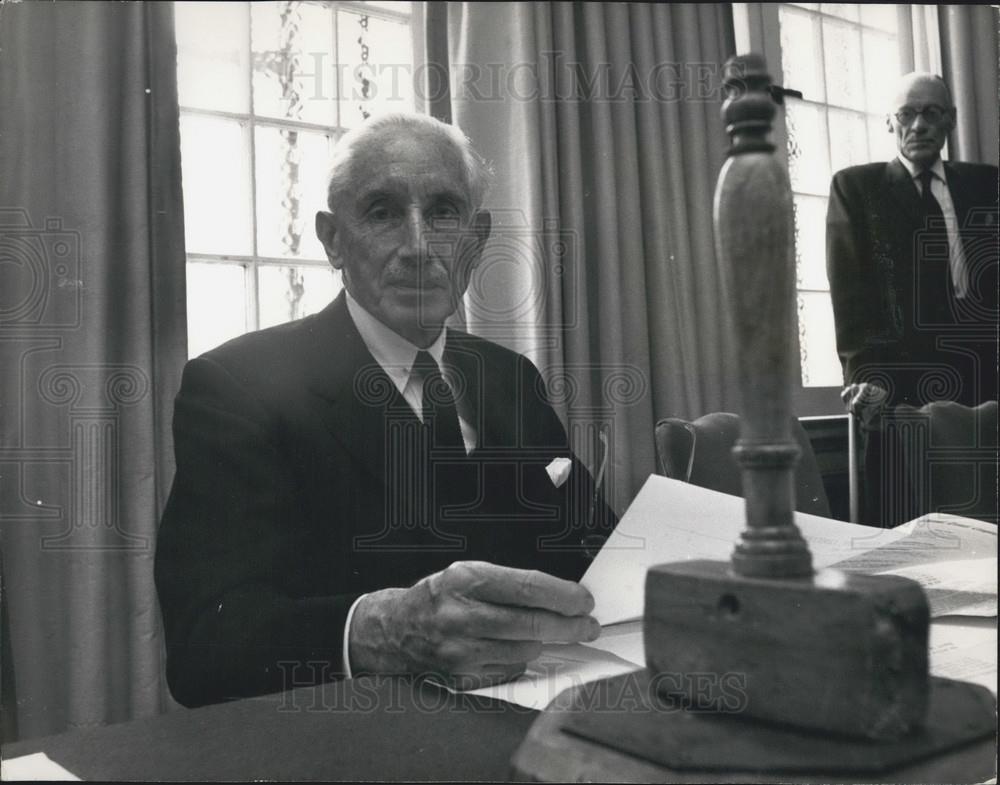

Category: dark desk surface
[6, 668, 997, 783]
[2, 677, 538, 781]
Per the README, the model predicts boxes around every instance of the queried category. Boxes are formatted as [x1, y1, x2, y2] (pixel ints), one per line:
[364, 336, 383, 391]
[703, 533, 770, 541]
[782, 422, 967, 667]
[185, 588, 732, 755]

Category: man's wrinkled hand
[841, 382, 888, 415]
[347, 561, 600, 689]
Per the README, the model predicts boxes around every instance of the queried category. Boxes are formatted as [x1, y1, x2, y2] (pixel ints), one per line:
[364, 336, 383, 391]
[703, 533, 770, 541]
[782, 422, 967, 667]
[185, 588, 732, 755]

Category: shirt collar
[345, 290, 447, 391]
[896, 154, 946, 184]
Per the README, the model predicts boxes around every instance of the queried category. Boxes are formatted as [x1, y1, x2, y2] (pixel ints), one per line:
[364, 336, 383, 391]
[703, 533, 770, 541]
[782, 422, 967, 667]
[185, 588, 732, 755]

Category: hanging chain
[277, 1, 306, 318]
[357, 13, 372, 122]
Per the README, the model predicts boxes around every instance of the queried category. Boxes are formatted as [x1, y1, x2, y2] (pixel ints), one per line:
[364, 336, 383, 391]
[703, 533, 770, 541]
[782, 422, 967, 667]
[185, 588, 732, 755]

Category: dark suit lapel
[304, 291, 416, 487]
[884, 158, 922, 225]
[943, 162, 999, 317]
[445, 331, 514, 451]
[942, 163, 975, 281]
[942, 162, 972, 228]
[443, 333, 480, 448]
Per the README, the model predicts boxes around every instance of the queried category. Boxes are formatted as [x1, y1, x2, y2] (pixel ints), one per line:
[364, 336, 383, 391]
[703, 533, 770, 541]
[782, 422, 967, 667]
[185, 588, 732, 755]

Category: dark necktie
[918, 169, 944, 223]
[413, 350, 465, 451]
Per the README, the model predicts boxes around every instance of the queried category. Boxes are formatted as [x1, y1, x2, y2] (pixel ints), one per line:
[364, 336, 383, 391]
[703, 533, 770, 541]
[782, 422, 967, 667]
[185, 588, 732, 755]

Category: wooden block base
[509, 671, 996, 783]
[645, 560, 930, 738]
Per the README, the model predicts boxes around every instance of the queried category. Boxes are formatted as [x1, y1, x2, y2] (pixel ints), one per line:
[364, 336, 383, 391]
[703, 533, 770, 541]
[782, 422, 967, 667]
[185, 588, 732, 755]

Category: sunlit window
[175, 0, 414, 357]
[736, 3, 943, 399]
[775, 3, 941, 388]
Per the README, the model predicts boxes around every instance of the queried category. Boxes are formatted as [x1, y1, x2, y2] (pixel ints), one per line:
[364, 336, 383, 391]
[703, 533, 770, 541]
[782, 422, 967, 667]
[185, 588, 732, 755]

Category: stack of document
[464, 475, 997, 709]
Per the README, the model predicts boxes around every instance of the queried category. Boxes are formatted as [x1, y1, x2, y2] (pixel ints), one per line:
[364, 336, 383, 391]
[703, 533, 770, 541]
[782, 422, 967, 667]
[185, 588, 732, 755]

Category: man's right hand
[841, 382, 888, 416]
[347, 561, 600, 689]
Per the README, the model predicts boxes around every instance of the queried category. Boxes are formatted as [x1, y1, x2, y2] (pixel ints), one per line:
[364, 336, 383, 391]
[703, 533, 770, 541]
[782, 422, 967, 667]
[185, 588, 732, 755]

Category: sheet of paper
[832, 513, 997, 575]
[581, 620, 645, 666]
[929, 618, 997, 696]
[580, 474, 908, 625]
[881, 558, 997, 618]
[456, 640, 642, 710]
[1, 753, 80, 781]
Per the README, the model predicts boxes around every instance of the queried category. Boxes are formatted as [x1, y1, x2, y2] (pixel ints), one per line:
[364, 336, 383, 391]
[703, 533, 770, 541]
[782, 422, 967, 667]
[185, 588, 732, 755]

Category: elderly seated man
[155, 113, 616, 707]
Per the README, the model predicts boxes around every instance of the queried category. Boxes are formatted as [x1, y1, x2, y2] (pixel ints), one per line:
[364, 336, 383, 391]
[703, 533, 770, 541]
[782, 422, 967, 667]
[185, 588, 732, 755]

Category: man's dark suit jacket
[155, 291, 615, 707]
[826, 159, 998, 407]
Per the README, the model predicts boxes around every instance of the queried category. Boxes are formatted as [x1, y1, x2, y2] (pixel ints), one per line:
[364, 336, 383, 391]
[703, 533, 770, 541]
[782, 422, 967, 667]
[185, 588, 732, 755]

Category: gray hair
[325, 113, 494, 211]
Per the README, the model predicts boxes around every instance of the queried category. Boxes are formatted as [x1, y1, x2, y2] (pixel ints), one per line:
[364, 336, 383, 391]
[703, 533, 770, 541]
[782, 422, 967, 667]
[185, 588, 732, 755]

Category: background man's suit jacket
[155, 292, 615, 707]
[826, 159, 998, 407]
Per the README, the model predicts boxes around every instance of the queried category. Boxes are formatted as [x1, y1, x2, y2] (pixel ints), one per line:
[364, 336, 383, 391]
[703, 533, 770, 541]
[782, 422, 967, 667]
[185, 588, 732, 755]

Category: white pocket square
[545, 457, 572, 488]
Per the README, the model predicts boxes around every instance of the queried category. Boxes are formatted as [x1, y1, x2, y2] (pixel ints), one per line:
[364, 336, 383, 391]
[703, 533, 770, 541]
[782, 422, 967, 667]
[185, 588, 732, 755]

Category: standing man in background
[827, 71, 998, 412]
[826, 72, 998, 525]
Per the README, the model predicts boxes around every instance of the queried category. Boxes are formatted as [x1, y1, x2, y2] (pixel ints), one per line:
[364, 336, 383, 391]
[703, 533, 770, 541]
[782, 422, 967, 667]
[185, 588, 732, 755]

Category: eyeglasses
[893, 105, 949, 126]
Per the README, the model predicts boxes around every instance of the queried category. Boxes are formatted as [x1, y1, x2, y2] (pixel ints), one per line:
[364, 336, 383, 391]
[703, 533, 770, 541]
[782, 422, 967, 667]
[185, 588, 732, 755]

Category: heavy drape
[0, 2, 186, 740]
[897, 4, 943, 74]
[938, 4, 1000, 166]
[421, 2, 738, 511]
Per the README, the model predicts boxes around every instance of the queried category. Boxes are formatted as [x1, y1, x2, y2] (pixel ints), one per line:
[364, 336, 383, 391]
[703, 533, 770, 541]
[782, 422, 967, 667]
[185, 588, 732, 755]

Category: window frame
[177, 0, 413, 353]
[734, 2, 890, 416]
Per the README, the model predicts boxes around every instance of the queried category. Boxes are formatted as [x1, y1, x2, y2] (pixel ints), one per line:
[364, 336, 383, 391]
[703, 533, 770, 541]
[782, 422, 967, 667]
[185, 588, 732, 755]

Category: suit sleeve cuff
[342, 593, 368, 678]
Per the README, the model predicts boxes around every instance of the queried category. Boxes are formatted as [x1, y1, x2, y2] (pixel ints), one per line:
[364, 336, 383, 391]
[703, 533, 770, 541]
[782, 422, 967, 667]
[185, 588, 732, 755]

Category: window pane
[793, 195, 829, 291]
[828, 108, 870, 174]
[786, 100, 830, 196]
[820, 3, 859, 22]
[254, 126, 335, 260]
[867, 115, 896, 162]
[775, 1, 938, 394]
[338, 9, 414, 128]
[798, 292, 842, 387]
[822, 18, 864, 110]
[362, 1, 413, 12]
[859, 4, 898, 32]
[251, 1, 337, 127]
[862, 30, 900, 114]
[186, 262, 248, 357]
[180, 115, 254, 256]
[175, 1, 250, 113]
[258, 265, 342, 328]
[779, 6, 825, 102]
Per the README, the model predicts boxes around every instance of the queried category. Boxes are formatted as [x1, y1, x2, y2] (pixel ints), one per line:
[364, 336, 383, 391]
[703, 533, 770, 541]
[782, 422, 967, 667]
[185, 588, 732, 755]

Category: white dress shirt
[896, 155, 969, 298]
[341, 291, 476, 676]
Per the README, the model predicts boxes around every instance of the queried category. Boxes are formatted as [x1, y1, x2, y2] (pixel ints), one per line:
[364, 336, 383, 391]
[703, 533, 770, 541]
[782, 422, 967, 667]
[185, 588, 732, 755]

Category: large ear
[315, 211, 342, 269]
[943, 106, 957, 134]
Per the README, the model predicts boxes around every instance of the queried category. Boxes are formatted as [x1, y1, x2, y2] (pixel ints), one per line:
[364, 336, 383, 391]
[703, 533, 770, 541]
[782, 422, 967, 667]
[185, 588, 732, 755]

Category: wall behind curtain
[0, 2, 186, 740]
[427, 2, 738, 511]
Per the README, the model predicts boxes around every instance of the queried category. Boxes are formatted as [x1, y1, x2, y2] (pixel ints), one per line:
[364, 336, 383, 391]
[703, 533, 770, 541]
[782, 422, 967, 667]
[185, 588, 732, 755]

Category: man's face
[316, 129, 490, 347]
[888, 76, 954, 167]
